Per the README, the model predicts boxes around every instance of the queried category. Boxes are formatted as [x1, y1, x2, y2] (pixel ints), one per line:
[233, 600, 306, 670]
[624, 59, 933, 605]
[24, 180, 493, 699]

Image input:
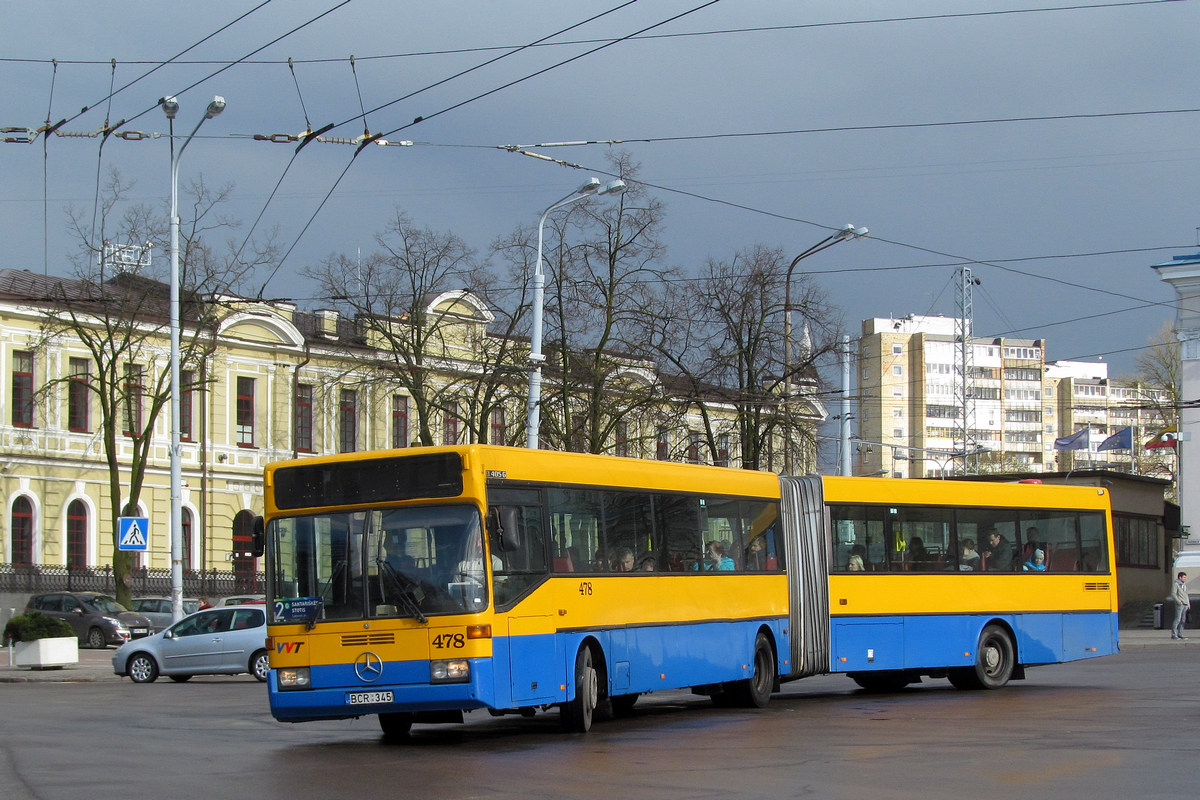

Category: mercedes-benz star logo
[354, 651, 383, 682]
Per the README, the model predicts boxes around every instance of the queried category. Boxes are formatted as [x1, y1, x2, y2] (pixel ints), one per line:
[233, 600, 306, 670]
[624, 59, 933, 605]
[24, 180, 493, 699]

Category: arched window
[232, 510, 258, 592]
[66, 499, 88, 570]
[11, 496, 34, 567]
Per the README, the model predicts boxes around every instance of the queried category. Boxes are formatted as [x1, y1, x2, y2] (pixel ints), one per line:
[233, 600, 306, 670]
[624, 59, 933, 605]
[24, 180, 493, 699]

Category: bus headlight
[277, 667, 311, 690]
[430, 659, 470, 683]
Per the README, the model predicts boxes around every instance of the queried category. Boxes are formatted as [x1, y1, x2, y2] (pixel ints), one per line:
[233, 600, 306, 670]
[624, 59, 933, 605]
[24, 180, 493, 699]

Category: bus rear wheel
[949, 624, 1015, 690]
[724, 632, 775, 708]
[561, 645, 599, 733]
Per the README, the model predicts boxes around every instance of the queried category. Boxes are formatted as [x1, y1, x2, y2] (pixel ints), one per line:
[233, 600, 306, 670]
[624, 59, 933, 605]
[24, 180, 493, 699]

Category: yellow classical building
[0, 269, 824, 602]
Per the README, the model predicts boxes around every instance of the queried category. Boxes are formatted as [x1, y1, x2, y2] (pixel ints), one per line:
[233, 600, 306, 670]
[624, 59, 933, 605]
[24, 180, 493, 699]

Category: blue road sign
[118, 516, 150, 551]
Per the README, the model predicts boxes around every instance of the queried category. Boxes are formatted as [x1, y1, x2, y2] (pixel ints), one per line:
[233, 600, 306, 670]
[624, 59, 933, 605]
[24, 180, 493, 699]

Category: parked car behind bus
[129, 596, 201, 631]
[25, 591, 153, 649]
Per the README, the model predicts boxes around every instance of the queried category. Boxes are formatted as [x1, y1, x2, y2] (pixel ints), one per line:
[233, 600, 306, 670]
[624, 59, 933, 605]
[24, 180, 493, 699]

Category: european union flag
[1053, 428, 1090, 451]
[1097, 426, 1133, 452]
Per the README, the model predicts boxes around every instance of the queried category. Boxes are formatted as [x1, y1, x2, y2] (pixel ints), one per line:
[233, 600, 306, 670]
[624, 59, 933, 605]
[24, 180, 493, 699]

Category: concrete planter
[13, 636, 79, 669]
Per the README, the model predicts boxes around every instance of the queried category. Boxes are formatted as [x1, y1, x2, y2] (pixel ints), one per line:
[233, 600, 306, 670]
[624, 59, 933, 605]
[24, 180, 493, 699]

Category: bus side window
[655, 493, 701, 572]
[547, 488, 603, 572]
[605, 491, 655, 572]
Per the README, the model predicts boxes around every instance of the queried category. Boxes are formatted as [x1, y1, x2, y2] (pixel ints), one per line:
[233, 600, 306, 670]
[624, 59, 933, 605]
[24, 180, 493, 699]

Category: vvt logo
[276, 641, 304, 654]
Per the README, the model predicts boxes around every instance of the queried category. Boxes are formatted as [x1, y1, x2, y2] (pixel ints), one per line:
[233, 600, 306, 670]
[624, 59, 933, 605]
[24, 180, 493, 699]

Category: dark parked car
[112, 606, 270, 683]
[130, 596, 201, 631]
[25, 591, 153, 649]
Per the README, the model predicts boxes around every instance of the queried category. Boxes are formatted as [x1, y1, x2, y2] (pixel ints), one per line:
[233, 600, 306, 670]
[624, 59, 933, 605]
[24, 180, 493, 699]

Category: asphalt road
[0, 640, 1194, 800]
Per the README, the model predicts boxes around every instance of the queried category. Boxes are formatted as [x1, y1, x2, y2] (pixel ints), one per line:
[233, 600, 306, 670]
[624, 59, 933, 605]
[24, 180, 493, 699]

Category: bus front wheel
[379, 712, 414, 738]
[611, 693, 639, 717]
[561, 645, 599, 733]
[949, 624, 1015, 690]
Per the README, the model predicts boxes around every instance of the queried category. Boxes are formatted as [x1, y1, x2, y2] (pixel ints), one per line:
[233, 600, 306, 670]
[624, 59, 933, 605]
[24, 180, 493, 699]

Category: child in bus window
[1021, 527, 1045, 562]
[1023, 549, 1047, 572]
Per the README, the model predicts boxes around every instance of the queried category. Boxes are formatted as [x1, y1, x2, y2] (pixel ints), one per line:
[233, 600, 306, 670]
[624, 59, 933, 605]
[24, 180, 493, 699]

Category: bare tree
[640, 244, 841, 472]
[1132, 321, 1182, 409]
[304, 211, 489, 446]
[1124, 321, 1181, 481]
[451, 238, 533, 446]
[31, 169, 270, 605]
[538, 152, 674, 452]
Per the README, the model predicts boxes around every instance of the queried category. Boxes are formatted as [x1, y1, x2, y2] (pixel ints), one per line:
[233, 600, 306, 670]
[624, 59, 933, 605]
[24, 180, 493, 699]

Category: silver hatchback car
[112, 606, 270, 683]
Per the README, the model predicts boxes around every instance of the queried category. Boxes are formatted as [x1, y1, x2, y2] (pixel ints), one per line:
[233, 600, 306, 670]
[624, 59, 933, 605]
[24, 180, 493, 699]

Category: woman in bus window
[705, 540, 736, 571]
[958, 538, 981, 572]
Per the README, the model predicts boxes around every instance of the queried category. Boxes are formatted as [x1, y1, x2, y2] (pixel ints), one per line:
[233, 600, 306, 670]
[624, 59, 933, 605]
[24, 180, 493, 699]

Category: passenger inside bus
[611, 548, 635, 572]
[744, 536, 766, 570]
[907, 537, 936, 570]
[1023, 549, 1047, 572]
[958, 538, 981, 571]
[698, 540, 735, 571]
[1021, 526, 1046, 562]
[846, 554, 865, 571]
[982, 528, 1016, 571]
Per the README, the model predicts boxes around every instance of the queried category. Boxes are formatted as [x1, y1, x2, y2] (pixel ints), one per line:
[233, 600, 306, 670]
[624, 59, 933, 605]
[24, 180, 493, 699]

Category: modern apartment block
[858, 315, 1174, 479]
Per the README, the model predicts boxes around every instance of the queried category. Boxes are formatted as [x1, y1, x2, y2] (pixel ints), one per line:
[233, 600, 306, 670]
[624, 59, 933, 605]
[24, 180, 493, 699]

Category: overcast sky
[3, 0, 1197, 386]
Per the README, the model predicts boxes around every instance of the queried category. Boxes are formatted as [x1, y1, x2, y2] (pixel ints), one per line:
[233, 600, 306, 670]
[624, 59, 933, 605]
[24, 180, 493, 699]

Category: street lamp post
[526, 177, 626, 449]
[161, 95, 225, 624]
[782, 224, 867, 473]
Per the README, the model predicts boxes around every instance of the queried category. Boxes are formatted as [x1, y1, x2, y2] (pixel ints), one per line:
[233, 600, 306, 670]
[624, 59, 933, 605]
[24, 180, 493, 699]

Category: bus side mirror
[251, 516, 265, 558]
[493, 507, 521, 552]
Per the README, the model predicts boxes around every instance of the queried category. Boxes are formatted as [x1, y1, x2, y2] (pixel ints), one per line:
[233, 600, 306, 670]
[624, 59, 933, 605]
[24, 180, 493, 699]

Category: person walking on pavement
[1170, 571, 1190, 640]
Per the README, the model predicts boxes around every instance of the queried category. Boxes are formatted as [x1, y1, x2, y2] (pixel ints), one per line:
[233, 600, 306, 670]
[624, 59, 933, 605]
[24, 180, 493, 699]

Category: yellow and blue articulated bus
[255, 445, 1118, 735]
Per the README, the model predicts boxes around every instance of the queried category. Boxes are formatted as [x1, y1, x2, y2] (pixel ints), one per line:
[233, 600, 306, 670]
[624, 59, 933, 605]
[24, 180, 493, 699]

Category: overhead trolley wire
[51, 0, 277, 136]
[314, 0, 643, 139]
[3, 1, 1179, 68]
[111, 0, 354, 135]
[256, 0, 727, 295]
[371, 0, 723, 139]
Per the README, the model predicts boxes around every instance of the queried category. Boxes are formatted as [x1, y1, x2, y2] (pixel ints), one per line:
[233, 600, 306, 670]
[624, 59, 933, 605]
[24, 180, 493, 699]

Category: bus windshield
[268, 504, 490, 623]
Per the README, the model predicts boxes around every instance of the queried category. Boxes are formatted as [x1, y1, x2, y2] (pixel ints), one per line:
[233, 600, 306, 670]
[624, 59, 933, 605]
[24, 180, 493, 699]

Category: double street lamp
[161, 95, 225, 624]
[783, 223, 868, 382]
[526, 177, 627, 449]
[782, 223, 867, 474]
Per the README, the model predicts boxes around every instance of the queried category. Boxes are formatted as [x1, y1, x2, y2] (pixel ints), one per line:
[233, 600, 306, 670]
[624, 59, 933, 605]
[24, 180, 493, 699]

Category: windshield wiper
[319, 560, 346, 604]
[376, 559, 428, 624]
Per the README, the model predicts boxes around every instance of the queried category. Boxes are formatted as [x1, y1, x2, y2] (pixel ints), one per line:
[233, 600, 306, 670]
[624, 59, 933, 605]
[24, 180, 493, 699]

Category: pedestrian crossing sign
[118, 516, 150, 551]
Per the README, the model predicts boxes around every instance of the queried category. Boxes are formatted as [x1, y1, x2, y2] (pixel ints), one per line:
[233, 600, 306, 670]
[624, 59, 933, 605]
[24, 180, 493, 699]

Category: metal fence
[0, 565, 264, 598]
